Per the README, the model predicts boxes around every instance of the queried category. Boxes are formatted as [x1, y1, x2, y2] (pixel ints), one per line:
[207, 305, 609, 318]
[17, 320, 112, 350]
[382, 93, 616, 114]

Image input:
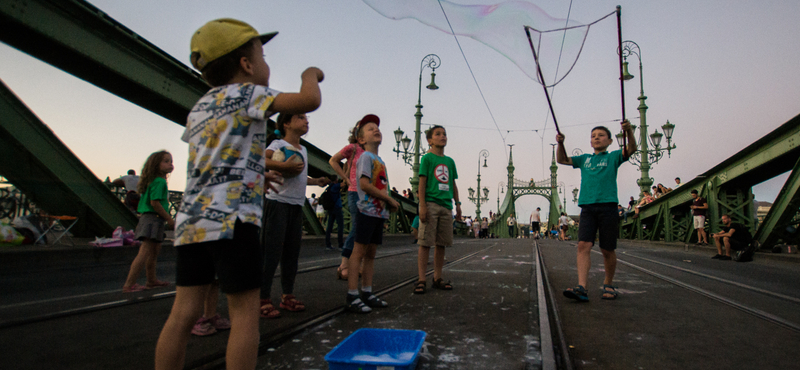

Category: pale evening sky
[1, 0, 798, 222]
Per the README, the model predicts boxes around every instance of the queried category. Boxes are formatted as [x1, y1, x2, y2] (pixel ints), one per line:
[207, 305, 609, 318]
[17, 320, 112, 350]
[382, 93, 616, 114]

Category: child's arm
[555, 134, 572, 165]
[264, 149, 304, 177]
[150, 200, 175, 229]
[418, 175, 428, 223]
[452, 180, 462, 221]
[359, 176, 399, 212]
[269, 67, 324, 114]
[328, 150, 350, 188]
[307, 177, 331, 187]
[621, 120, 637, 159]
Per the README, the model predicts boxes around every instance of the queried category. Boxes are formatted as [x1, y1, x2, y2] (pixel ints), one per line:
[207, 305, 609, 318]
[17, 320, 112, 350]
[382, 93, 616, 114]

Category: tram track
[610, 250, 800, 333]
[186, 244, 496, 370]
[0, 248, 418, 330]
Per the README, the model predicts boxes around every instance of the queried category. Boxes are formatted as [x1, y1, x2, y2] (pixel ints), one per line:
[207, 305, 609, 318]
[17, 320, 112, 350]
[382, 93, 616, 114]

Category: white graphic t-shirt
[175, 83, 278, 246]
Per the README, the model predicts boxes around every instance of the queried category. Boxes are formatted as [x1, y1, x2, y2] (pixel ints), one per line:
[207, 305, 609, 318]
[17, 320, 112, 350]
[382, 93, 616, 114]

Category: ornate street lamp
[497, 181, 505, 213]
[572, 187, 579, 203]
[468, 149, 490, 221]
[618, 40, 677, 196]
[394, 54, 440, 195]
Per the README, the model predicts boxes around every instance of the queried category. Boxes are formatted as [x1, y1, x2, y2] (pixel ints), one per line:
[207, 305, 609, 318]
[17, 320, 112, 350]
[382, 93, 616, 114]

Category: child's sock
[348, 289, 359, 296]
[361, 286, 372, 294]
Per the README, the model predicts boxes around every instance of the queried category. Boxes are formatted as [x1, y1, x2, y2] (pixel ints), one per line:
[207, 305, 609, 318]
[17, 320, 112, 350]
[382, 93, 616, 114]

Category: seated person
[710, 214, 752, 260]
[633, 191, 655, 218]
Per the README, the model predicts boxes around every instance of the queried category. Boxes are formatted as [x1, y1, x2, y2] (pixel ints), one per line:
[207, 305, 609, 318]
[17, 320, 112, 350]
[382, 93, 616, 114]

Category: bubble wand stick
[525, 27, 561, 135]
[616, 5, 628, 152]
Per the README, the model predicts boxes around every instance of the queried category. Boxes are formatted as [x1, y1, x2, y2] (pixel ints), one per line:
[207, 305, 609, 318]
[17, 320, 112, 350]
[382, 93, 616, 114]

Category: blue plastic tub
[324, 328, 427, 370]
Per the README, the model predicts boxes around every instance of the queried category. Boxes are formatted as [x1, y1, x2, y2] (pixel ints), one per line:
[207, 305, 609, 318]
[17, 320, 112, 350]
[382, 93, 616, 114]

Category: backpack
[733, 242, 755, 262]
[320, 186, 335, 211]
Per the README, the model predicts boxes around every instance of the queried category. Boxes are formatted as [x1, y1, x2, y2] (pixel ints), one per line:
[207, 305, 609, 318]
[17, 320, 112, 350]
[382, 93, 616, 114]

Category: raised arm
[269, 67, 324, 114]
[556, 133, 572, 165]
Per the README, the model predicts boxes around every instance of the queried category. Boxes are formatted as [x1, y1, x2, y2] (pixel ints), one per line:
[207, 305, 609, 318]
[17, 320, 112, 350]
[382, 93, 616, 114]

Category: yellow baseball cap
[190, 18, 277, 71]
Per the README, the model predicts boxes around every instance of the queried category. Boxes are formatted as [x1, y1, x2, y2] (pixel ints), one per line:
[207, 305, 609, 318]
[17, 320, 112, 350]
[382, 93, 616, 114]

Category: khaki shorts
[418, 202, 453, 247]
[693, 215, 706, 229]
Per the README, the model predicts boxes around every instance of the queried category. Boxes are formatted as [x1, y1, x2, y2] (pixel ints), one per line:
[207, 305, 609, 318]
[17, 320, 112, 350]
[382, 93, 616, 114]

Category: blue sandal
[563, 285, 589, 302]
[601, 284, 618, 300]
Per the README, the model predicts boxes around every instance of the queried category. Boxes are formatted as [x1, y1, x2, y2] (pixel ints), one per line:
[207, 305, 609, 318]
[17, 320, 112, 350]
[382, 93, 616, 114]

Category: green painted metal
[1, 0, 418, 234]
[301, 200, 324, 236]
[621, 113, 800, 248]
[489, 145, 563, 238]
[0, 79, 137, 236]
[754, 156, 800, 248]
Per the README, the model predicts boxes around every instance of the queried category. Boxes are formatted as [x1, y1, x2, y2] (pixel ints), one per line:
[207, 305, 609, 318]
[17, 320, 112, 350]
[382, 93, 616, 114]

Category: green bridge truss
[0, 0, 415, 237]
[621, 113, 800, 249]
[489, 146, 564, 238]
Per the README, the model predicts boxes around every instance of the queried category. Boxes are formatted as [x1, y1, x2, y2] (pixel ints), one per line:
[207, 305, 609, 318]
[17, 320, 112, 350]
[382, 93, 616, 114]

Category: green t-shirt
[571, 149, 626, 205]
[419, 152, 458, 210]
[138, 177, 169, 214]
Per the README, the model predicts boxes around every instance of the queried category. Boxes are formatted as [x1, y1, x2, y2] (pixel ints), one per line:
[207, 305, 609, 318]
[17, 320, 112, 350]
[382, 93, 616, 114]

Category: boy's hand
[419, 204, 427, 223]
[264, 170, 283, 194]
[302, 67, 324, 83]
[455, 205, 462, 221]
[387, 198, 400, 212]
[621, 119, 632, 131]
[166, 218, 176, 230]
[556, 133, 565, 143]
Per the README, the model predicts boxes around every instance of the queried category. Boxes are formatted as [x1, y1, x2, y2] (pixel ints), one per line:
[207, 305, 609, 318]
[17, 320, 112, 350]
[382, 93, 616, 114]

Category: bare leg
[361, 244, 377, 288]
[417, 246, 431, 282]
[714, 236, 723, 255]
[601, 249, 617, 285]
[723, 237, 732, 256]
[154, 285, 207, 370]
[123, 239, 158, 288]
[145, 242, 163, 285]
[223, 288, 260, 370]
[433, 246, 445, 281]
[348, 242, 366, 291]
[203, 282, 219, 318]
[576, 241, 593, 288]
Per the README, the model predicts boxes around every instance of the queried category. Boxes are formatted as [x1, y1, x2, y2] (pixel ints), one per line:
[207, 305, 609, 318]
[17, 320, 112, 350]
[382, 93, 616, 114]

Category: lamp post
[392, 54, 441, 194]
[572, 187, 579, 203]
[468, 149, 490, 221]
[497, 181, 505, 214]
[617, 40, 676, 196]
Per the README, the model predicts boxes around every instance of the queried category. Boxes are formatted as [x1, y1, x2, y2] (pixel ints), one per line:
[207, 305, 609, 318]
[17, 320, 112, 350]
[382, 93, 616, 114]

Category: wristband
[455, 201, 462, 205]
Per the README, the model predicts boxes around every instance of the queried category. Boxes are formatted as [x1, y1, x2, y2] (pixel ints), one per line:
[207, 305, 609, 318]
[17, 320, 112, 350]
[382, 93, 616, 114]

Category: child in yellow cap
[155, 18, 324, 370]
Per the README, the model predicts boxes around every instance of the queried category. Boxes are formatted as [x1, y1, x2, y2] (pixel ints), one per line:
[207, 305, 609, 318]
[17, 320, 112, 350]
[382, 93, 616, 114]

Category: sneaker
[719, 255, 732, 260]
[207, 314, 231, 331]
[711, 254, 723, 259]
[325, 246, 336, 251]
[346, 294, 372, 314]
[191, 317, 217, 336]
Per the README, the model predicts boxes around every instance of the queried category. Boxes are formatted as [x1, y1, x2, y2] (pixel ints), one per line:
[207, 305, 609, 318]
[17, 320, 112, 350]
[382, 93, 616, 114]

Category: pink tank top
[338, 143, 365, 192]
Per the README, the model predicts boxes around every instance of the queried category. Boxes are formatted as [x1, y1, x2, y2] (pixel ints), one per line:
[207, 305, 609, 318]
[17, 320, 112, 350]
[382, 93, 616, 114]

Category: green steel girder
[754, 156, 800, 248]
[0, 79, 137, 236]
[2, 0, 410, 234]
[624, 113, 800, 247]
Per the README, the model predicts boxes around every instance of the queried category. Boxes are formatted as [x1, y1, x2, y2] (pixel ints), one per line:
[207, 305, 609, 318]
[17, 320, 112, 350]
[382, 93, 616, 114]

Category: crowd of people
[104, 18, 759, 370]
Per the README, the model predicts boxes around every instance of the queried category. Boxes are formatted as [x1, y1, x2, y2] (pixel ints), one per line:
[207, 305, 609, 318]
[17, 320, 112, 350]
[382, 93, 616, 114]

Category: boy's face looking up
[250, 42, 271, 86]
[590, 127, 613, 152]
[427, 127, 447, 148]
[358, 122, 381, 147]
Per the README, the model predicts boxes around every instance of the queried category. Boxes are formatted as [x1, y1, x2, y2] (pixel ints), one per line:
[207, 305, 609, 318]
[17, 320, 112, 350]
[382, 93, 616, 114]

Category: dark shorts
[175, 220, 262, 294]
[729, 238, 749, 251]
[134, 213, 166, 242]
[577, 203, 619, 251]
[560, 224, 569, 231]
[354, 212, 385, 245]
[532, 222, 540, 231]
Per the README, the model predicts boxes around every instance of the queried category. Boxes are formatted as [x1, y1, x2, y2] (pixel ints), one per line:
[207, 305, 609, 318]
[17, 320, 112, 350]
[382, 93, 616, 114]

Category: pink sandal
[122, 283, 147, 293]
[146, 280, 170, 289]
